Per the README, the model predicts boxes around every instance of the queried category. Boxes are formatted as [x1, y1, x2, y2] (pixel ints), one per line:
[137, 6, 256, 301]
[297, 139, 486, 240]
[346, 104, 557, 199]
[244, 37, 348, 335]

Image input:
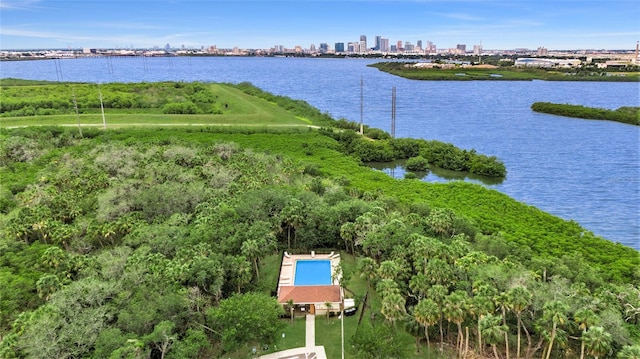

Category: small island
[531, 102, 640, 125]
[369, 61, 640, 82]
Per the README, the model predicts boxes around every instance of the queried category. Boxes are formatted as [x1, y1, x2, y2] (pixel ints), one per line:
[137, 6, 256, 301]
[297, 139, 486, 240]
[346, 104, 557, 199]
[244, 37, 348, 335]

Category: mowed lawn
[0, 82, 310, 128]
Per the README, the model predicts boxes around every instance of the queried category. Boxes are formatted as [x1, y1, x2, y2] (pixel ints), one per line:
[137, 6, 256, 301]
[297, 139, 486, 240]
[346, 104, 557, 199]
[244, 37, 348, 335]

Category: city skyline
[1, 0, 639, 51]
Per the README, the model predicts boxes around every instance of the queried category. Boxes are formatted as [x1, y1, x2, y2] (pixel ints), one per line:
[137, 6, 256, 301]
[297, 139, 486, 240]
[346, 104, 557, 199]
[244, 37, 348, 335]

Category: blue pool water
[294, 260, 332, 286]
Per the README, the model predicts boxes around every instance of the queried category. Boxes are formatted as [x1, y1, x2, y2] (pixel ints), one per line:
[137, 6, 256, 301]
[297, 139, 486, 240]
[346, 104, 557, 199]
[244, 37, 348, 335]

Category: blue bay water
[1, 57, 638, 250]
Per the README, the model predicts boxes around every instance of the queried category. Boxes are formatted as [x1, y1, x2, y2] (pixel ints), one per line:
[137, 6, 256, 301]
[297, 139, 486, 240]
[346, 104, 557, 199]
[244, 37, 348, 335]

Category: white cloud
[0, 0, 42, 10]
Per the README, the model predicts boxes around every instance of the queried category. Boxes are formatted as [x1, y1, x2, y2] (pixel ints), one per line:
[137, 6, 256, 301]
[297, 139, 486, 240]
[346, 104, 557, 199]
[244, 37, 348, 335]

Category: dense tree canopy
[0, 81, 638, 358]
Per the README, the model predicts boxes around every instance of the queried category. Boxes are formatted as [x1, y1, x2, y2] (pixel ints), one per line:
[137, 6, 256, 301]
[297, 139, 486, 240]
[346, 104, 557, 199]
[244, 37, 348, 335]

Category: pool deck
[278, 252, 341, 288]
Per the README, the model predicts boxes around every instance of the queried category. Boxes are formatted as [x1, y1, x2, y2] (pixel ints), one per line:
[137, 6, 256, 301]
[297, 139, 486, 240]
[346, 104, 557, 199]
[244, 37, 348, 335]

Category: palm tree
[495, 292, 511, 359]
[425, 258, 454, 286]
[575, 308, 599, 359]
[280, 198, 303, 248]
[357, 257, 378, 295]
[583, 326, 612, 359]
[444, 291, 468, 357]
[507, 286, 532, 359]
[542, 299, 569, 359]
[377, 259, 401, 281]
[339, 222, 356, 254]
[377, 278, 401, 298]
[471, 292, 495, 356]
[414, 298, 440, 356]
[409, 273, 430, 301]
[325, 301, 333, 322]
[286, 299, 295, 324]
[481, 314, 508, 359]
[617, 345, 640, 359]
[241, 239, 260, 280]
[427, 284, 448, 351]
[380, 292, 406, 328]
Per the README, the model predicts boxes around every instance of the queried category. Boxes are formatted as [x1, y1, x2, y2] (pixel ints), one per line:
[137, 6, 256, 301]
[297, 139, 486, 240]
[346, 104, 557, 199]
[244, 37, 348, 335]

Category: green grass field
[0, 81, 314, 128]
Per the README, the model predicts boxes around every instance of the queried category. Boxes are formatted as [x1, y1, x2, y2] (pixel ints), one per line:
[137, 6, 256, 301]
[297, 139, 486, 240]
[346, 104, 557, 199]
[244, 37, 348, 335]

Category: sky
[0, 0, 638, 51]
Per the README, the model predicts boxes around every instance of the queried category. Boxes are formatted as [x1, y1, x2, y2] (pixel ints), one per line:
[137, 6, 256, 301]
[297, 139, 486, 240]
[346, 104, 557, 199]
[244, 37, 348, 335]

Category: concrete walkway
[258, 346, 326, 359]
[305, 314, 315, 348]
[259, 314, 327, 359]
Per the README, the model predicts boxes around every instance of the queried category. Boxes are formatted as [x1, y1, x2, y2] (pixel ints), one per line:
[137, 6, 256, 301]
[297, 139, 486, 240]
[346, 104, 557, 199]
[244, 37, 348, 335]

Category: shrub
[162, 102, 200, 114]
[405, 156, 429, 171]
[404, 172, 418, 179]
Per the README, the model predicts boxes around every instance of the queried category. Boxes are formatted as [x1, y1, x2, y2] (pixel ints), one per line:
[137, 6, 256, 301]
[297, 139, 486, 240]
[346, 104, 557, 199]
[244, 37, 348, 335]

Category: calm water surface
[1, 57, 638, 250]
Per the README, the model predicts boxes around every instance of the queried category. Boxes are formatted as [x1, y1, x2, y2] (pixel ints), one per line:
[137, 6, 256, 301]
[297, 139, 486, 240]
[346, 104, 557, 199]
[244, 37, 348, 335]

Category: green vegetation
[0, 80, 315, 128]
[0, 79, 506, 178]
[532, 102, 640, 126]
[369, 62, 640, 81]
[0, 80, 638, 358]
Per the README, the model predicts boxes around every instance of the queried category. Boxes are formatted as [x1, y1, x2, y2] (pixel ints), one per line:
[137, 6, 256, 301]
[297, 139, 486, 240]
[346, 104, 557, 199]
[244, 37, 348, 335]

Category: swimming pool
[294, 259, 332, 286]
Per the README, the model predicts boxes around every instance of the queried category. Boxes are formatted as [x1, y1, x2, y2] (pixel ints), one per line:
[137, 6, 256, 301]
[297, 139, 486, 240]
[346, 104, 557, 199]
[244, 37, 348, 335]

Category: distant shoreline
[531, 102, 640, 125]
[369, 61, 640, 82]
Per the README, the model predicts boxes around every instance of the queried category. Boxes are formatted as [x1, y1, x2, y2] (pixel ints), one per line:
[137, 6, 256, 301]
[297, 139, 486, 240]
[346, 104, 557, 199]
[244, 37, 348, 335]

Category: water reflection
[367, 159, 505, 186]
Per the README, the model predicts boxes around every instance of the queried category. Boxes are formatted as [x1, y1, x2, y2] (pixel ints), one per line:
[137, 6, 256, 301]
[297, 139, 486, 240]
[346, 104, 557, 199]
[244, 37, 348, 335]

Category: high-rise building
[426, 41, 435, 53]
[473, 44, 483, 55]
[375, 36, 382, 51]
[417, 40, 422, 49]
[319, 43, 329, 53]
[380, 38, 389, 52]
[310, 44, 316, 52]
[360, 35, 367, 50]
[405, 42, 414, 52]
[390, 44, 397, 52]
[456, 44, 466, 53]
[537, 47, 548, 56]
[335, 42, 345, 53]
[397, 40, 403, 53]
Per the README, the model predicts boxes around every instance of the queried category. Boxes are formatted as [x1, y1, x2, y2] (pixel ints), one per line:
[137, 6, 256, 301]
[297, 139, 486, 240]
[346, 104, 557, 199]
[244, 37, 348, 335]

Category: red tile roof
[278, 285, 341, 304]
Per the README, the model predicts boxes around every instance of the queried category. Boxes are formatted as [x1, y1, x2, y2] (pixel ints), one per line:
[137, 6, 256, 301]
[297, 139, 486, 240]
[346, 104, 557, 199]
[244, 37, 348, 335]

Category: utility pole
[72, 88, 82, 137]
[359, 76, 364, 135]
[391, 86, 396, 138]
[98, 84, 106, 129]
[341, 301, 344, 359]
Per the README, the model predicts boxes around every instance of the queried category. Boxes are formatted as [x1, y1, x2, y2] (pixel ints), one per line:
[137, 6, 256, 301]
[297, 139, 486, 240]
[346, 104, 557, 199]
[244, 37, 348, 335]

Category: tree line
[0, 81, 228, 116]
[531, 102, 640, 126]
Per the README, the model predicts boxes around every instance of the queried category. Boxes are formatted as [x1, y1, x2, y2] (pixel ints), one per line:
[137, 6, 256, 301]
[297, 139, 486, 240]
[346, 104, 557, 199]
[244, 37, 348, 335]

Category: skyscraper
[405, 41, 414, 52]
[380, 38, 389, 52]
[335, 42, 345, 53]
[375, 36, 382, 51]
[360, 35, 367, 50]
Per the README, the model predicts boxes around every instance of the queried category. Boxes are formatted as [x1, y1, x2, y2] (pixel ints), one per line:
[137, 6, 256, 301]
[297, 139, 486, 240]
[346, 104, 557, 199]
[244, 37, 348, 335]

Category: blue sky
[1, 0, 638, 50]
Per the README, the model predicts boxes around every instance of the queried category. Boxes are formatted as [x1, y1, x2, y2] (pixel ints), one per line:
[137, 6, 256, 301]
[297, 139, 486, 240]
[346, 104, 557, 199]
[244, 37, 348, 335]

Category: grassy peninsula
[531, 102, 640, 125]
[1, 79, 638, 359]
[369, 61, 640, 81]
